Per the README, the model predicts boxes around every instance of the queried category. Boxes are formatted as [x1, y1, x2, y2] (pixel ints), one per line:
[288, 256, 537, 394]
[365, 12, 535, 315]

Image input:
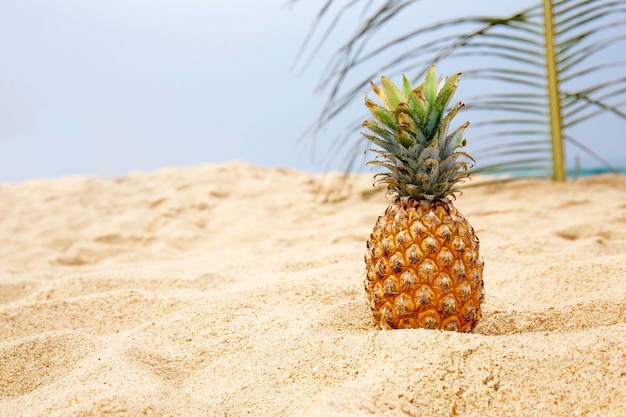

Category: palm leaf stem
[543, 0, 566, 181]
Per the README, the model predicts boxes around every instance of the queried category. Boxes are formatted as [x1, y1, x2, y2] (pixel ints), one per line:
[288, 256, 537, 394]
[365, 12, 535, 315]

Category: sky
[1, 0, 624, 183]
[0, 0, 329, 183]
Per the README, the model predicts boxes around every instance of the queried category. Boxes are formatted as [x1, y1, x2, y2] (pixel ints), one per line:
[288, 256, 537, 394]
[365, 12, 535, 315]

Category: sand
[1, 160, 625, 416]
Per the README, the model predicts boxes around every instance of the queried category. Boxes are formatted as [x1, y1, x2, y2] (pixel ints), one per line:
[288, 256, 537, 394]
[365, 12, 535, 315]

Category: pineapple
[363, 65, 484, 332]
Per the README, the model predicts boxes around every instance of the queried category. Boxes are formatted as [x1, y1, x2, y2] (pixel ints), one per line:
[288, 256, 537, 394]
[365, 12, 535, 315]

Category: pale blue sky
[1, 0, 624, 183]
[0, 0, 329, 183]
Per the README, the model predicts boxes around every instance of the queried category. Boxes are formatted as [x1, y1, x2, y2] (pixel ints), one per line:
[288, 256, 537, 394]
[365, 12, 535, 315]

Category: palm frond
[293, 0, 626, 179]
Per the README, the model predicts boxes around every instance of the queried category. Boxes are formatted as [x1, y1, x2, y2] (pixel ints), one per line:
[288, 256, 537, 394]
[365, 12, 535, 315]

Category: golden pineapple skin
[365, 197, 484, 332]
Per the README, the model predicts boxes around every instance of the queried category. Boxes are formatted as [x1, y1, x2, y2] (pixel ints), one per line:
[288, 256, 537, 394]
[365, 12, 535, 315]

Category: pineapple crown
[363, 65, 474, 200]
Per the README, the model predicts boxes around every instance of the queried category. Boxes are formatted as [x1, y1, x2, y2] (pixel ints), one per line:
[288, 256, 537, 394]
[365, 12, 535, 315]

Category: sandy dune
[1, 161, 625, 416]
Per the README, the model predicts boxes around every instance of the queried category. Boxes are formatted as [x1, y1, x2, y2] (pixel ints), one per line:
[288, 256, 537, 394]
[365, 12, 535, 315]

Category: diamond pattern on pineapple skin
[452, 260, 467, 281]
[400, 269, 419, 290]
[394, 293, 416, 316]
[395, 230, 412, 249]
[442, 316, 461, 331]
[382, 237, 396, 256]
[433, 273, 453, 294]
[420, 234, 440, 254]
[435, 224, 452, 240]
[389, 252, 406, 273]
[409, 220, 428, 240]
[417, 309, 441, 329]
[383, 275, 401, 297]
[364, 198, 484, 332]
[417, 259, 438, 282]
[370, 282, 385, 309]
[440, 294, 457, 317]
[374, 258, 390, 279]
[406, 244, 423, 265]
[415, 285, 436, 307]
[436, 247, 454, 267]
[393, 206, 409, 229]
[421, 210, 441, 228]
[451, 235, 465, 251]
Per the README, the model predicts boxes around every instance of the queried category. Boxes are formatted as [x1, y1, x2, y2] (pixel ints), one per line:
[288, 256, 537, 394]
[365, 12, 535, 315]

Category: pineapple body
[365, 198, 484, 331]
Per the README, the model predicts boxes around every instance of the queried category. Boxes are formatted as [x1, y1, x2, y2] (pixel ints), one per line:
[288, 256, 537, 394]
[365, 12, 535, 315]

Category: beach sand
[1, 160, 625, 416]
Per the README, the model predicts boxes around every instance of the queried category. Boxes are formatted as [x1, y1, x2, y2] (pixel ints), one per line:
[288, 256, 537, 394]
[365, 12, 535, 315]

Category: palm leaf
[291, 0, 626, 180]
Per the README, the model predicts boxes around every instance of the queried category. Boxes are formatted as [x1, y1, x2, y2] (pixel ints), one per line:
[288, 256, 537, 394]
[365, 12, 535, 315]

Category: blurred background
[1, 0, 625, 183]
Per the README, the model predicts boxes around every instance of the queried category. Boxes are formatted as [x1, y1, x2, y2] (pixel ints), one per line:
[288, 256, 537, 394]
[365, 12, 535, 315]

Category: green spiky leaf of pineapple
[363, 65, 475, 199]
